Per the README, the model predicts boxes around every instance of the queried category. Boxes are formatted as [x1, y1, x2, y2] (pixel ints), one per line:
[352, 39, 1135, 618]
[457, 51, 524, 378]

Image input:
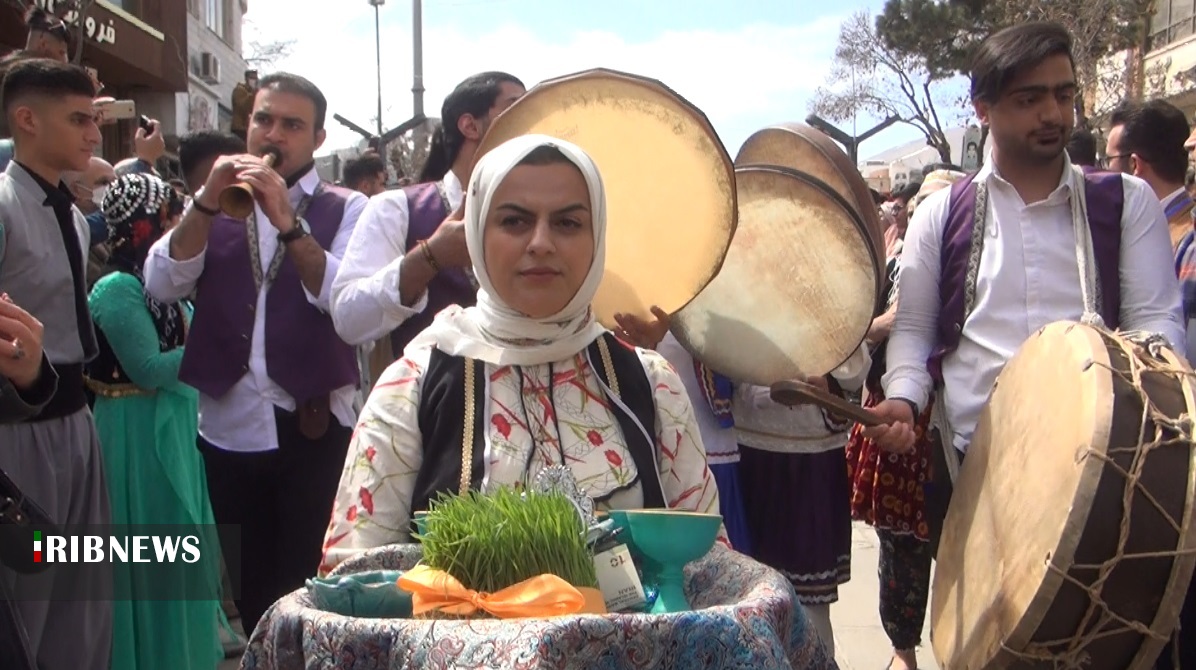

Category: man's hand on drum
[861, 399, 917, 454]
[613, 306, 670, 349]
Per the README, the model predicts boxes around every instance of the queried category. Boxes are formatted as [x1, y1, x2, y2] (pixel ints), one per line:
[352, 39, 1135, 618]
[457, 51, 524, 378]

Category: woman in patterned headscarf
[84, 173, 224, 670]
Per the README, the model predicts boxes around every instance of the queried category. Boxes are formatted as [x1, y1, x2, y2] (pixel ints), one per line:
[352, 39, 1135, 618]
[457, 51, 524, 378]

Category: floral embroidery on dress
[320, 341, 722, 575]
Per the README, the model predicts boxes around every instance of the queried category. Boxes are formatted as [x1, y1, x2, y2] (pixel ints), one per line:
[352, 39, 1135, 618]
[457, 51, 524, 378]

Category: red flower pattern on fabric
[492, 414, 512, 439]
[359, 488, 374, 515]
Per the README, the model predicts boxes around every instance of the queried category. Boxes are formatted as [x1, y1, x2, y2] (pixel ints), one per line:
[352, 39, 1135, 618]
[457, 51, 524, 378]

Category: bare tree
[810, 11, 962, 163]
[243, 19, 295, 69]
[386, 118, 438, 182]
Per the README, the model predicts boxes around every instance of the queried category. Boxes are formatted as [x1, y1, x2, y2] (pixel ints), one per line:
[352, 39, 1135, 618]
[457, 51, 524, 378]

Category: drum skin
[671, 166, 879, 384]
[931, 321, 1196, 670]
[736, 123, 884, 311]
[473, 68, 737, 329]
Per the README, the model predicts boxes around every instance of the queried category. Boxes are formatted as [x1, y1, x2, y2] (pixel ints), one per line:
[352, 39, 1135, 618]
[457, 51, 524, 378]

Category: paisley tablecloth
[240, 544, 837, 669]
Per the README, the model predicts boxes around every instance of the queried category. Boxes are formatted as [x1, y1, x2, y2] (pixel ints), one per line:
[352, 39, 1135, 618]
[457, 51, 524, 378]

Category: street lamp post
[369, 0, 385, 137]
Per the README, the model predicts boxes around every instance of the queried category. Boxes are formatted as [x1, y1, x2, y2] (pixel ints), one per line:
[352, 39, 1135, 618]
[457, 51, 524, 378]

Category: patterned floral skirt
[844, 390, 933, 541]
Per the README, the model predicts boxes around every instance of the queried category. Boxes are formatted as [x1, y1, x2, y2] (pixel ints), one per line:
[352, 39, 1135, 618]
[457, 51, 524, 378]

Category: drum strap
[934, 166, 1104, 484]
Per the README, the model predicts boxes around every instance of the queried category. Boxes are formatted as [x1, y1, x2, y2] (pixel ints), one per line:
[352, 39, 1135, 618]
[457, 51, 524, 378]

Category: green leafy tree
[876, 0, 1156, 127]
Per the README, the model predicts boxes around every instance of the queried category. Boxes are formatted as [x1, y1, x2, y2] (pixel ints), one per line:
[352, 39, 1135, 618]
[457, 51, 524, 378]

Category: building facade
[0, 0, 189, 165]
[183, 0, 247, 136]
[1142, 1, 1196, 117]
[1, 0, 246, 174]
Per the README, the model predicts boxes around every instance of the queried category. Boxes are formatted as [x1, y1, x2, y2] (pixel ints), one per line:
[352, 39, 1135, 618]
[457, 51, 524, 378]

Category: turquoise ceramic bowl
[619, 510, 722, 567]
[412, 511, 428, 537]
[619, 510, 721, 613]
[306, 570, 413, 618]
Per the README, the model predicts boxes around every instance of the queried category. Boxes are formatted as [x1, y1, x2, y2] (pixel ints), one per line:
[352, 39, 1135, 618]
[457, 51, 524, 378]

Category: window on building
[1151, 0, 1196, 51]
[205, 0, 224, 38]
[107, 0, 144, 18]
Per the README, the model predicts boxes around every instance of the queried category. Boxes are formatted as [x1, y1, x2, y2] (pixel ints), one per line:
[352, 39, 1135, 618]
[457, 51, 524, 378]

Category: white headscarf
[406, 134, 608, 367]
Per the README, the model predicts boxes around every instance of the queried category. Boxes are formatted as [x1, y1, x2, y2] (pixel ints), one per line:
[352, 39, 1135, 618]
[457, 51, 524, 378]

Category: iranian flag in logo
[33, 530, 42, 563]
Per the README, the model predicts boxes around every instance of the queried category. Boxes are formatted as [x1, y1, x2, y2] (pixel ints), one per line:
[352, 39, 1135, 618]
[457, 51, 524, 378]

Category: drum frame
[931, 323, 1196, 670]
[672, 164, 881, 384]
[473, 68, 737, 325]
[735, 123, 886, 314]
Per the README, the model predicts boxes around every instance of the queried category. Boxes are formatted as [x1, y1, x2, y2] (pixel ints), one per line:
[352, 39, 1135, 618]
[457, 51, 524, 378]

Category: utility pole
[334, 0, 427, 169]
[412, 0, 424, 117]
[805, 113, 900, 164]
[369, 0, 384, 137]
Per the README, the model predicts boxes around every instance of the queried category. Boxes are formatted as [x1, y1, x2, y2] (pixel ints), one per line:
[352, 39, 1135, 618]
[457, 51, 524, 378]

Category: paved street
[219, 522, 938, 669]
[832, 522, 939, 670]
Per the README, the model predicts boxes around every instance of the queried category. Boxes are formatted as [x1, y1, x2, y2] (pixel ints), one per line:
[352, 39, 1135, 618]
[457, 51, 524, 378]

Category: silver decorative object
[533, 464, 598, 529]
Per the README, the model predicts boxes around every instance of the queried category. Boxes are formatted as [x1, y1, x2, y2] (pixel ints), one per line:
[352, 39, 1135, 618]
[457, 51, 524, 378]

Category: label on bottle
[593, 543, 646, 612]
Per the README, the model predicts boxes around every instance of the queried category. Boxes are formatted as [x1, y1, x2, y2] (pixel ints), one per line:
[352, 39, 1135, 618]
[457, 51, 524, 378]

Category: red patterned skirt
[845, 390, 934, 541]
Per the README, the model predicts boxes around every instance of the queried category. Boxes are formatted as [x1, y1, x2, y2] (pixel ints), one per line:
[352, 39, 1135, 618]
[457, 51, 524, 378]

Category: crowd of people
[0, 11, 1194, 670]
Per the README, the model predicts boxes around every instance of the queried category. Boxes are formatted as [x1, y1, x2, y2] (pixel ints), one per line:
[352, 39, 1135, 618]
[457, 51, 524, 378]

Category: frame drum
[932, 322, 1196, 670]
[736, 123, 884, 308]
[671, 166, 880, 384]
[474, 68, 737, 328]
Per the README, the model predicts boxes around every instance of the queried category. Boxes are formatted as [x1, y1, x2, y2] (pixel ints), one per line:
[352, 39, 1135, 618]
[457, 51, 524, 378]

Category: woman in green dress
[85, 173, 223, 670]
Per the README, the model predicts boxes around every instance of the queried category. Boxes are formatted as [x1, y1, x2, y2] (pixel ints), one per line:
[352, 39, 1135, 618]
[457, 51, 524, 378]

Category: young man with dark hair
[0, 58, 111, 670]
[1066, 127, 1097, 167]
[143, 71, 368, 634]
[330, 71, 524, 387]
[178, 129, 247, 195]
[21, 8, 69, 63]
[1105, 100, 1193, 249]
[341, 153, 388, 197]
[864, 24, 1187, 668]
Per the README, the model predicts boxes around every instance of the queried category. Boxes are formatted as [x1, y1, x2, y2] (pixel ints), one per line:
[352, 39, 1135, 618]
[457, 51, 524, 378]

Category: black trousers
[876, 528, 932, 651]
[199, 407, 351, 636]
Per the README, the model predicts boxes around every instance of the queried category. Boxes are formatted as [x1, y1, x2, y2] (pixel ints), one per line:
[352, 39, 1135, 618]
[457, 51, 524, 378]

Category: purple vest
[179, 185, 361, 403]
[388, 182, 477, 356]
[928, 171, 1124, 384]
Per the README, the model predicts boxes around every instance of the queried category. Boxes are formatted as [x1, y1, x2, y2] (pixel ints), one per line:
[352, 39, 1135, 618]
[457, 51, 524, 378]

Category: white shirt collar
[1162, 186, 1188, 209]
[294, 165, 321, 197]
[979, 152, 1075, 201]
[442, 169, 463, 204]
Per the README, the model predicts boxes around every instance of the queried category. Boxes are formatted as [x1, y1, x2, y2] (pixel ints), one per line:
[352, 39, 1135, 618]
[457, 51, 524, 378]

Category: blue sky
[247, 0, 926, 159]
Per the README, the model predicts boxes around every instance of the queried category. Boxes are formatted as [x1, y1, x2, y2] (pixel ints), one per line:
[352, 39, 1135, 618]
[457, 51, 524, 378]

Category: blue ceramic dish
[306, 570, 413, 619]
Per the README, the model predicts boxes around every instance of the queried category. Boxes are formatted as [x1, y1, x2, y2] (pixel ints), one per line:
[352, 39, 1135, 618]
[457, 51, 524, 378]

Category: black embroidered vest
[410, 332, 667, 529]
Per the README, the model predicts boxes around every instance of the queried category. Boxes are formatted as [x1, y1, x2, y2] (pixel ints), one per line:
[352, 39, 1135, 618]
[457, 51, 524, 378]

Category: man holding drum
[864, 21, 1189, 667]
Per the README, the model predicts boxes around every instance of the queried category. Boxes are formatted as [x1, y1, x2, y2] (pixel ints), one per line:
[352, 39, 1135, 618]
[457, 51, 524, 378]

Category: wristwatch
[278, 217, 311, 244]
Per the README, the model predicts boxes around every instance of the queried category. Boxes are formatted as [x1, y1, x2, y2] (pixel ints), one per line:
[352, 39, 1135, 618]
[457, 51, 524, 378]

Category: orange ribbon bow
[397, 564, 592, 619]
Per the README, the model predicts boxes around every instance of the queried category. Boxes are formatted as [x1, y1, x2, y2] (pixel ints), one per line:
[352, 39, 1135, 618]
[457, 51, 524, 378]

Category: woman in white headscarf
[320, 135, 722, 574]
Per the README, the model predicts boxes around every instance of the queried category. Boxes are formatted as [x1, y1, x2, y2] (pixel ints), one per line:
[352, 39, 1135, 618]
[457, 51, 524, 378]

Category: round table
[239, 544, 837, 669]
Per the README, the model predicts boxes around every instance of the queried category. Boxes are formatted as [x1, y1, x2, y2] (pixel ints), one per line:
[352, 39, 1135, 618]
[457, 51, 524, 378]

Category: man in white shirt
[143, 72, 368, 633]
[1104, 100, 1193, 251]
[863, 22, 1183, 522]
[330, 72, 524, 389]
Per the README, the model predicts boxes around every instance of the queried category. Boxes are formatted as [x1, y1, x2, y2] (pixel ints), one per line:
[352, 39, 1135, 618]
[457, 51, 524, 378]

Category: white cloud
[243, 3, 845, 156]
